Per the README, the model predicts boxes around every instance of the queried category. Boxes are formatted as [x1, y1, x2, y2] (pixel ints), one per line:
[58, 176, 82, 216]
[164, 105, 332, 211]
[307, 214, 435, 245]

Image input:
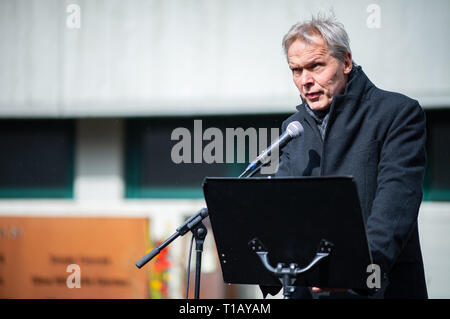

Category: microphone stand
[135, 207, 209, 299]
[135, 159, 267, 299]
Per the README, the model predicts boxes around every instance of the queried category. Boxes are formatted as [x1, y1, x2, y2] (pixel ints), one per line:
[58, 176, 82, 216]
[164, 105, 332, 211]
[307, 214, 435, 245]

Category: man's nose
[301, 70, 314, 87]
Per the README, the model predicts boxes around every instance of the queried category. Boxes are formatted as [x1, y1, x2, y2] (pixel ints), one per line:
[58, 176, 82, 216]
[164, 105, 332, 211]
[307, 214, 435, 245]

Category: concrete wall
[0, 0, 449, 117]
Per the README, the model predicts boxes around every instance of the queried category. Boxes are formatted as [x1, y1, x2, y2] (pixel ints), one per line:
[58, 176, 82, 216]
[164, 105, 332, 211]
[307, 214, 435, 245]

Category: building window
[124, 114, 287, 198]
[423, 108, 450, 201]
[0, 120, 75, 198]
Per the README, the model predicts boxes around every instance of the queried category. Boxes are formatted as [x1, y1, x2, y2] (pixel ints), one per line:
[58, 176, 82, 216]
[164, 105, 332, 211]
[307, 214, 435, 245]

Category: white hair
[282, 12, 352, 64]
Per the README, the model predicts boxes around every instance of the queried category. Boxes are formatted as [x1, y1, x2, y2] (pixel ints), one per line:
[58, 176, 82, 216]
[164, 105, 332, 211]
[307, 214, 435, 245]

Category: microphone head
[286, 121, 304, 138]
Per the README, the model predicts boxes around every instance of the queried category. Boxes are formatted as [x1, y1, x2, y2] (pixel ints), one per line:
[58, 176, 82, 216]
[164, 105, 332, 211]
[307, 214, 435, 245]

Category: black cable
[185, 234, 195, 299]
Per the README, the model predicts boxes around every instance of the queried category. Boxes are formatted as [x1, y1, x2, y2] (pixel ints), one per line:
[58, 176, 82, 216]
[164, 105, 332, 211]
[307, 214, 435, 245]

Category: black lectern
[203, 176, 373, 298]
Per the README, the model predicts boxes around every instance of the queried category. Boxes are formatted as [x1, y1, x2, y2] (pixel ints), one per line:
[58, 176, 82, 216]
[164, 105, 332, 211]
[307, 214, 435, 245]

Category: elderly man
[272, 15, 427, 299]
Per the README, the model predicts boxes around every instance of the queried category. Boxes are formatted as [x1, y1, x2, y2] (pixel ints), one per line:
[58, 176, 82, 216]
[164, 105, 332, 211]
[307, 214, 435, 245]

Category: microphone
[241, 121, 304, 177]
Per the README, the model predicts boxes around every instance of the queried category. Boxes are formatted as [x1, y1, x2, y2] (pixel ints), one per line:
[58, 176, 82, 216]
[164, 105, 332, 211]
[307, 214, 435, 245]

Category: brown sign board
[0, 216, 150, 298]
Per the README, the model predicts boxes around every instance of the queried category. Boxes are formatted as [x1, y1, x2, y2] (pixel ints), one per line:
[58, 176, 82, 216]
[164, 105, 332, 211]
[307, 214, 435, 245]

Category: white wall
[419, 202, 450, 299]
[0, 0, 449, 118]
[74, 119, 124, 201]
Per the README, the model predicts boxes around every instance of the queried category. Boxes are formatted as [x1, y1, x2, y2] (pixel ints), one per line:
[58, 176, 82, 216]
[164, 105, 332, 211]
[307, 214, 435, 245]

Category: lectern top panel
[203, 177, 372, 289]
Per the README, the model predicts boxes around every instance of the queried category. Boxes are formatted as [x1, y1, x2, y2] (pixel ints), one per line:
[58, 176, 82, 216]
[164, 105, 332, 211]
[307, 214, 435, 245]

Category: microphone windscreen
[286, 121, 304, 138]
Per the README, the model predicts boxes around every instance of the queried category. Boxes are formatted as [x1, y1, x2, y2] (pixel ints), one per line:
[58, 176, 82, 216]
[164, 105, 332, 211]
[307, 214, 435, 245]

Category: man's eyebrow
[289, 61, 304, 68]
[289, 57, 323, 69]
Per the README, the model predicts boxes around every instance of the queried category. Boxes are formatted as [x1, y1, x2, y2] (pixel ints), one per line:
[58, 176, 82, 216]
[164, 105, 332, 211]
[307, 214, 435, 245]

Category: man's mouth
[305, 92, 321, 100]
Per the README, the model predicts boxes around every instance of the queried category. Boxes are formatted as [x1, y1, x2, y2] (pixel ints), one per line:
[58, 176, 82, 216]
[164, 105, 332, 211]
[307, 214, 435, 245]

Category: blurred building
[0, 0, 449, 298]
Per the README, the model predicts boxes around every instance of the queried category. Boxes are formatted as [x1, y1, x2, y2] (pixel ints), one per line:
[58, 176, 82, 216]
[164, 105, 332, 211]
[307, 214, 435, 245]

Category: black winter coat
[276, 65, 428, 299]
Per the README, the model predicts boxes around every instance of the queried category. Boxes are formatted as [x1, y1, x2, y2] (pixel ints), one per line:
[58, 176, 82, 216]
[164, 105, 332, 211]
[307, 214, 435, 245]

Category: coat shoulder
[367, 87, 422, 114]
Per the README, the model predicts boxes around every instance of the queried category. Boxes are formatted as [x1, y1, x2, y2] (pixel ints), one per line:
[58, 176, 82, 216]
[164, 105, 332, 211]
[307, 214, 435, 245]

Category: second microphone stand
[135, 159, 266, 298]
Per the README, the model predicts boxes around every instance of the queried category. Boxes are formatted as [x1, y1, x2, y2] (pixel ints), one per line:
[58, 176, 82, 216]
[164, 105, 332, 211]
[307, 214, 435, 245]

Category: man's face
[287, 36, 352, 110]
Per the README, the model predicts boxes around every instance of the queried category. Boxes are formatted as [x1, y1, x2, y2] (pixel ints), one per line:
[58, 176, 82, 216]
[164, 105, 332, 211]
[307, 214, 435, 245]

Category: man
[272, 14, 427, 299]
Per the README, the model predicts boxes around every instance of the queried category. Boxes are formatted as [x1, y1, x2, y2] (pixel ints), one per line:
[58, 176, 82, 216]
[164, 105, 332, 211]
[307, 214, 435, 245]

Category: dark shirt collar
[305, 103, 329, 124]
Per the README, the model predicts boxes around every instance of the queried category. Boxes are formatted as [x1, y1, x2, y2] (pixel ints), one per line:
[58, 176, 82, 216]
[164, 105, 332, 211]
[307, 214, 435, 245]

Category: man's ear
[343, 51, 352, 75]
